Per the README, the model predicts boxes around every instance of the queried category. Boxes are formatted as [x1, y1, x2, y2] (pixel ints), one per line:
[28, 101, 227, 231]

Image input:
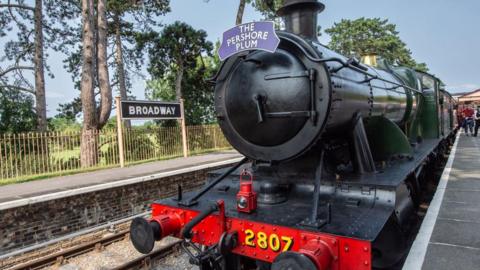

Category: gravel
[153, 251, 198, 270]
[44, 236, 194, 270]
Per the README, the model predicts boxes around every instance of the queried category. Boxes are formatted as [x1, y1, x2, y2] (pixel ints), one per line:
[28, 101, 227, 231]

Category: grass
[0, 125, 232, 185]
[0, 147, 233, 186]
[0, 164, 119, 186]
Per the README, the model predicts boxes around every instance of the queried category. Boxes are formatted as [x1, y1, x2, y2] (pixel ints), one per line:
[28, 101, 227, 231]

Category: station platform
[403, 132, 480, 270]
[0, 150, 242, 211]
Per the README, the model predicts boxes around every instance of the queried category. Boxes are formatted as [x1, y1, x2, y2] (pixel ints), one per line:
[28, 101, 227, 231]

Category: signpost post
[115, 96, 125, 168]
[180, 99, 188, 158]
[115, 98, 188, 168]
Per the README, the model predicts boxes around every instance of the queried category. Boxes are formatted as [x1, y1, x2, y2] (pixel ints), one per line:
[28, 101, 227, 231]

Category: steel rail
[7, 230, 130, 270]
[0, 212, 150, 260]
[110, 240, 182, 270]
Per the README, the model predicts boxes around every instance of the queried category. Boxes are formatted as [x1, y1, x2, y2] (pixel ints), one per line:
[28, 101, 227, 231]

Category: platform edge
[402, 132, 460, 270]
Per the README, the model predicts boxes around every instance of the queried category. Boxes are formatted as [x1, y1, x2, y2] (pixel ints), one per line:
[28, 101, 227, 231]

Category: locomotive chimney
[276, 0, 325, 41]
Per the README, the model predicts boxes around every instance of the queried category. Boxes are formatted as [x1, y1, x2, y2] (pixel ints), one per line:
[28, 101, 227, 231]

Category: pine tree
[78, 0, 114, 167]
[61, 0, 170, 128]
[0, 0, 47, 130]
[145, 22, 214, 125]
[146, 21, 213, 102]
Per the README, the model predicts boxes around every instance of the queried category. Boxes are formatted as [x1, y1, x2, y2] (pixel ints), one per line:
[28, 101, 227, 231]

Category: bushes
[0, 125, 231, 183]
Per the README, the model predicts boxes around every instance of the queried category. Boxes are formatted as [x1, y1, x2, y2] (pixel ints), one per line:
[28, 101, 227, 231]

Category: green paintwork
[385, 66, 425, 141]
[390, 67, 419, 130]
[416, 72, 440, 139]
[390, 66, 419, 90]
[364, 116, 413, 161]
[408, 92, 424, 141]
[439, 90, 455, 138]
[357, 63, 454, 163]
[359, 64, 454, 161]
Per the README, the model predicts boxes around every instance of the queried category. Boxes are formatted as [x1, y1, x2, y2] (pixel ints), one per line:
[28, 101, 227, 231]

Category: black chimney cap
[276, 0, 325, 16]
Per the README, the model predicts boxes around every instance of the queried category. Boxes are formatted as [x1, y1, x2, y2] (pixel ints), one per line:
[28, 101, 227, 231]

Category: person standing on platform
[474, 106, 480, 137]
[464, 105, 475, 136]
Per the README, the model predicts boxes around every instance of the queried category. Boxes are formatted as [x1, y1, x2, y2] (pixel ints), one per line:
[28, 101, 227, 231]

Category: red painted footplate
[151, 202, 371, 270]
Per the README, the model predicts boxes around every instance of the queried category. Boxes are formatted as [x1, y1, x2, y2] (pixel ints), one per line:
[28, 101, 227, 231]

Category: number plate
[244, 229, 294, 252]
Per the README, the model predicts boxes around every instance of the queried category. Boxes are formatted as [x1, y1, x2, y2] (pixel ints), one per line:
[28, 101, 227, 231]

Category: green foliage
[145, 21, 215, 126]
[145, 59, 217, 126]
[48, 117, 81, 132]
[0, 124, 229, 183]
[51, 97, 83, 132]
[146, 57, 218, 125]
[107, 0, 170, 17]
[145, 75, 178, 127]
[325, 18, 428, 71]
[0, 0, 78, 90]
[182, 56, 217, 125]
[56, 97, 82, 121]
[107, 0, 170, 95]
[57, 0, 170, 111]
[59, 0, 170, 82]
[249, 0, 284, 20]
[146, 21, 213, 78]
[146, 75, 176, 101]
[102, 117, 118, 130]
[0, 87, 37, 133]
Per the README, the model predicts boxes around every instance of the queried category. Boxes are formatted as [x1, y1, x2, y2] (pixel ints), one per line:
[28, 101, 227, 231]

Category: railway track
[8, 230, 129, 270]
[111, 241, 182, 270]
[7, 229, 181, 270]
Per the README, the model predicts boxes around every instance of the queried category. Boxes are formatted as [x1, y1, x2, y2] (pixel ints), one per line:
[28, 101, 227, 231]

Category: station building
[454, 89, 480, 107]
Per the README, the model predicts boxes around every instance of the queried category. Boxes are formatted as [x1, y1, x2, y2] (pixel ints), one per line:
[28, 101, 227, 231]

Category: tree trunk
[236, 0, 246, 25]
[175, 62, 184, 100]
[80, 0, 98, 167]
[34, 0, 47, 131]
[96, 0, 112, 129]
[80, 128, 99, 167]
[114, 14, 130, 128]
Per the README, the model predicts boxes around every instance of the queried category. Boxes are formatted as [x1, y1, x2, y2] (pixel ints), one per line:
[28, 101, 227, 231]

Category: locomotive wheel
[372, 216, 407, 269]
[406, 177, 421, 208]
[271, 252, 317, 270]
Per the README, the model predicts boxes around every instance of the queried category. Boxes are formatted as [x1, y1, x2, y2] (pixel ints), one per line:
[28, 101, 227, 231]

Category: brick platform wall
[0, 165, 230, 254]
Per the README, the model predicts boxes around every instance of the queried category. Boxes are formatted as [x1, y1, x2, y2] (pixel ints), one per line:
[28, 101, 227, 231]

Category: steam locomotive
[129, 1, 456, 269]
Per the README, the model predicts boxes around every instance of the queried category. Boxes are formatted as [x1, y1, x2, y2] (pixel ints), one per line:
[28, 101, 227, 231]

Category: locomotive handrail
[182, 202, 219, 239]
[330, 73, 410, 95]
[319, 57, 422, 94]
[178, 157, 249, 206]
[313, 56, 422, 94]
[279, 36, 423, 95]
[210, 36, 423, 96]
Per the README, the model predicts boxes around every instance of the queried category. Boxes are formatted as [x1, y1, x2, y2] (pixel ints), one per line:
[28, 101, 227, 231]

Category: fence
[0, 125, 231, 184]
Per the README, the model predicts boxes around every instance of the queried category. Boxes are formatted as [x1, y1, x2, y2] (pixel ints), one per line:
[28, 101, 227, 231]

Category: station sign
[120, 100, 181, 119]
[218, 21, 280, 61]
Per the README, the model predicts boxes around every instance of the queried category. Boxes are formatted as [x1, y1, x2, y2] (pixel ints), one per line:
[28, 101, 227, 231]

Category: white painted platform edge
[0, 157, 243, 211]
[402, 132, 460, 270]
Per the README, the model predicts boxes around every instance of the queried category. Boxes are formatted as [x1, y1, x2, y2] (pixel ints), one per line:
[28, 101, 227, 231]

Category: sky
[5, 0, 480, 117]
